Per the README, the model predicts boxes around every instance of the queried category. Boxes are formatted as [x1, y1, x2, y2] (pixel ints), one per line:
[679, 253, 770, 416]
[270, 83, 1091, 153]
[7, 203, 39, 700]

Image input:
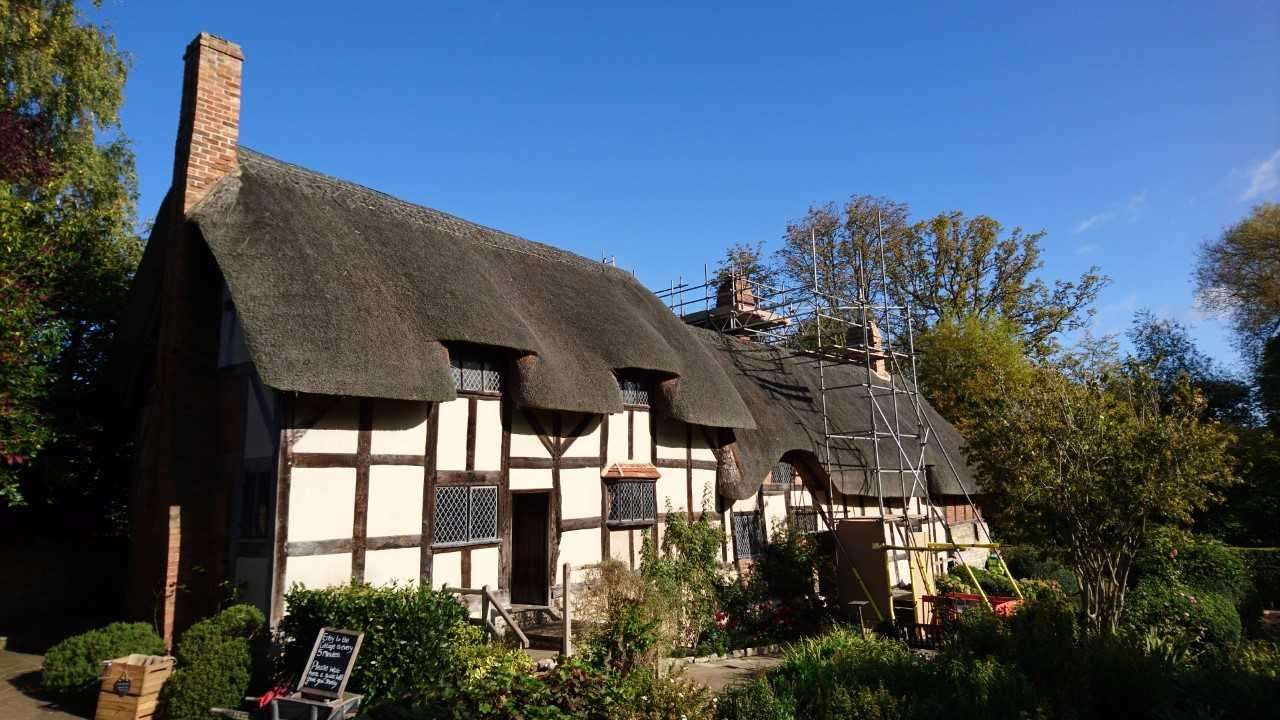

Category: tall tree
[0, 0, 140, 507]
[913, 313, 1033, 437]
[968, 363, 1237, 633]
[1127, 310, 1256, 426]
[714, 240, 776, 287]
[1194, 203, 1280, 363]
[777, 196, 1108, 355]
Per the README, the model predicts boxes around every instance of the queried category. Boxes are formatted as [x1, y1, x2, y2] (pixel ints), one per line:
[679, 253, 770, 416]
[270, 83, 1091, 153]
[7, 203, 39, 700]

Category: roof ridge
[236, 146, 630, 277]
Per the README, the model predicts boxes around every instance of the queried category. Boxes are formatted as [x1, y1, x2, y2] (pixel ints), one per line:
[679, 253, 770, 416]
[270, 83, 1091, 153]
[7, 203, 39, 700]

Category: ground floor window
[789, 507, 819, 534]
[433, 485, 499, 546]
[607, 480, 656, 524]
[732, 511, 766, 558]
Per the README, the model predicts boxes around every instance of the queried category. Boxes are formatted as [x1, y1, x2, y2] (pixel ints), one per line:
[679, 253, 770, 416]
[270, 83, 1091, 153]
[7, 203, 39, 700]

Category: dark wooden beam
[351, 399, 373, 581]
[421, 402, 439, 584]
[560, 516, 602, 531]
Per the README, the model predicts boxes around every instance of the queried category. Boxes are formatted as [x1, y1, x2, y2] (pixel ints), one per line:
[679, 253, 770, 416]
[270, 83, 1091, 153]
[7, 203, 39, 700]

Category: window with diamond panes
[732, 511, 766, 558]
[618, 376, 650, 407]
[607, 481, 656, 524]
[450, 354, 503, 395]
[789, 507, 819, 534]
[771, 462, 794, 486]
[432, 485, 499, 546]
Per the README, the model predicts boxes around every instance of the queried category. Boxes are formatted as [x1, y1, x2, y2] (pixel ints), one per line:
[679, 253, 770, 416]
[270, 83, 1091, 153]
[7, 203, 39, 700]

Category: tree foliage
[968, 363, 1237, 634]
[0, 0, 140, 507]
[775, 196, 1107, 354]
[1194, 202, 1280, 363]
[1127, 310, 1256, 426]
[913, 314, 1033, 436]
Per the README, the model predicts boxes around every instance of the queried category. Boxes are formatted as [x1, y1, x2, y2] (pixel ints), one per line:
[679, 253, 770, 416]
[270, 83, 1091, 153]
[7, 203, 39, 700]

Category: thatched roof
[118, 147, 978, 501]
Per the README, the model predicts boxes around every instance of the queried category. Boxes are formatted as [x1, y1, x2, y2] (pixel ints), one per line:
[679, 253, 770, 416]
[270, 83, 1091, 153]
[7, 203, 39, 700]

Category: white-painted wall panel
[510, 411, 551, 458]
[731, 493, 759, 512]
[474, 401, 503, 471]
[633, 410, 652, 463]
[609, 530, 630, 563]
[472, 546, 500, 588]
[656, 471, 686, 515]
[691, 468, 716, 514]
[433, 551, 462, 589]
[606, 412, 628, 462]
[559, 467, 601, 519]
[510, 468, 553, 491]
[288, 468, 355, 541]
[365, 547, 420, 587]
[558, 528, 601, 571]
[371, 401, 428, 455]
[435, 399, 468, 471]
[286, 554, 351, 592]
[763, 493, 787, 538]
[292, 399, 359, 454]
[654, 418, 685, 460]
[367, 465, 424, 537]
[690, 427, 715, 463]
[563, 415, 602, 458]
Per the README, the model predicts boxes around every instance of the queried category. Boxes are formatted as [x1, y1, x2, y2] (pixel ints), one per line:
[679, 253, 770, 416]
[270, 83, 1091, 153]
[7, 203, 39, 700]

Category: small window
[617, 375, 650, 407]
[789, 507, 819, 534]
[732, 511, 766, 559]
[450, 353, 503, 395]
[771, 462, 794, 486]
[607, 480, 656, 524]
[433, 485, 499, 546]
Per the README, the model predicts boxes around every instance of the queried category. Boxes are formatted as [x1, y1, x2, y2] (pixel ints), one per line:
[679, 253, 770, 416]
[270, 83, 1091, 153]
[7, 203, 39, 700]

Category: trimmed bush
[277, 582, 469, 707]
[1122, 578, 1241, 652]
[1137, 526, 1251, 603]
[42, 622, 164, 695]
[157, 604, 264, 720]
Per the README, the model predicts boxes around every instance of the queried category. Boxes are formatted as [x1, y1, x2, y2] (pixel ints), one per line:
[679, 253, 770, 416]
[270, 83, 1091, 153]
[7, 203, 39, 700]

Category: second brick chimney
[172, 33, 243, 215]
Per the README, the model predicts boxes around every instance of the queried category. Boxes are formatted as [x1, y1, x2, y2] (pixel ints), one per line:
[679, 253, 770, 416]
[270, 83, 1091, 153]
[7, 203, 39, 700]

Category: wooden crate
[95, 654, 176, 720]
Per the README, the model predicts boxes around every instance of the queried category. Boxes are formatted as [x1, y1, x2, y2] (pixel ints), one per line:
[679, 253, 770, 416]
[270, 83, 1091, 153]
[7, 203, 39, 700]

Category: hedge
[42, 622, 165, 695]
[277, 583, 469, 707]
[157, 604, 264, 720]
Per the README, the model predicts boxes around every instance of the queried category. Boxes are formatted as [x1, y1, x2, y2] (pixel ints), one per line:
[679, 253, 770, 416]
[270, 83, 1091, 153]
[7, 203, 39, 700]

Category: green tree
[1194, 203, 1280, 363]
[777, 196, 1108, 355]
[968, 363, 1237, 634]
[0, 0, 140, 506]
[913, 314, 1033, 436]
[1127, 310, 1256, 426]
[715, 240, 776, 287]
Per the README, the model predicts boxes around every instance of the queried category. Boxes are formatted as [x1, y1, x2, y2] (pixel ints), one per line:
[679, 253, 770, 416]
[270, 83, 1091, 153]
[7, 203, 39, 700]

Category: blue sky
[90, 1, 1278, 369]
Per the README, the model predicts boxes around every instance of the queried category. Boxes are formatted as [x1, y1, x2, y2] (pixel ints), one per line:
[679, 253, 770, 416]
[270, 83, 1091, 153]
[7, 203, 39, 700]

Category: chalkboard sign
[299, 628, 363, 700]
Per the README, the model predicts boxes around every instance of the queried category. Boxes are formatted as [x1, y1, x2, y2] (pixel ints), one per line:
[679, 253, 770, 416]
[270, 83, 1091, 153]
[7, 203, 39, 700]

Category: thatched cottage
[115, 33, 984, 644]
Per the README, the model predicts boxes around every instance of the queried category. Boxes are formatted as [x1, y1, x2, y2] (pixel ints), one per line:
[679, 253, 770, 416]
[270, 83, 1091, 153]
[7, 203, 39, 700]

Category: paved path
[0, 650, 89, 719]
[673, 655, 783, 693]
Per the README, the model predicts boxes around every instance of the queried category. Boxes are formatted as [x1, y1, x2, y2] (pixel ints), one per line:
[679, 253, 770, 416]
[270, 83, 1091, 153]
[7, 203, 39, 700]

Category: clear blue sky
[89, 1, 1279, 369]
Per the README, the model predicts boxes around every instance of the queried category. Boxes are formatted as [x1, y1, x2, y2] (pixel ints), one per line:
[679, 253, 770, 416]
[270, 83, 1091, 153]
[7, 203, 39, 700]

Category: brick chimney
[173, 33, 243, 215]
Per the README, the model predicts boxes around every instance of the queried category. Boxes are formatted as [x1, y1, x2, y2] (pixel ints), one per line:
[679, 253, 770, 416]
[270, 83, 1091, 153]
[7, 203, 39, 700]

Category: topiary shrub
[277, 582, 469, 707]
[42, 622, 164, 696]
[1122, 578, 1241, 654]
[156, 604, 264, 720]
[1137, 526, 1251, 603]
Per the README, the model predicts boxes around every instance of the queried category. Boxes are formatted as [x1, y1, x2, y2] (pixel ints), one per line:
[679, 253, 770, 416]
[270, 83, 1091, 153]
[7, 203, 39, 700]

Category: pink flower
[1170, 548, 1178, 559]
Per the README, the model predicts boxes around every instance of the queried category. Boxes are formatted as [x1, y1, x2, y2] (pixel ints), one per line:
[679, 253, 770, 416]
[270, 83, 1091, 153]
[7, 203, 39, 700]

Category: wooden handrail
[442, 584, 531, 648]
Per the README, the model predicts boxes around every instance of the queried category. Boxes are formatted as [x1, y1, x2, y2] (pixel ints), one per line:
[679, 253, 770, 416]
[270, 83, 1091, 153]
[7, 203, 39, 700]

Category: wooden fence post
[561, 563, 573, 657]
[481, 584, 491, 638]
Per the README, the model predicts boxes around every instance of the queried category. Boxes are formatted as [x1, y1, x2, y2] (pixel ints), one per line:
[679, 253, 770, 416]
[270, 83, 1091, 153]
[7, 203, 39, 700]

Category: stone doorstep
[664, 644, 784, 667]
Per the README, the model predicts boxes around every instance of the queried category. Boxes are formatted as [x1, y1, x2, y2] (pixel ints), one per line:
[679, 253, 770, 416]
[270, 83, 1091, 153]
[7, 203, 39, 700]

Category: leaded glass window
[607, 481, 656, 523]
[450, 353, 503, 395]
[432, 485, 499, 546]
[618, 376, 650, 407]
[732, 511, 766, 558]
[771, 462, 794, 486]
[789, 507, 819, 534]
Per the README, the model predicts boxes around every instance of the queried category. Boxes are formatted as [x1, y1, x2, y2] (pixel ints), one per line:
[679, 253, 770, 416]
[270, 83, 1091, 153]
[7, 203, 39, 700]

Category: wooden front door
[510, 492, 550, 605]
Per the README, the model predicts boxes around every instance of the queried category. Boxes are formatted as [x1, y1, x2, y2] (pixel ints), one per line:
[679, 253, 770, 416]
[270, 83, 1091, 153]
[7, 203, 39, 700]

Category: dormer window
[450, 350, 503, 395]
[617, 374, 650, 407]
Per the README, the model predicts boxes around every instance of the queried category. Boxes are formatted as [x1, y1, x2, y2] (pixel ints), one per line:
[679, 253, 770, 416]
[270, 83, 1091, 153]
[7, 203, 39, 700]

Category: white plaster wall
[763, 493, 788, 538]
[286, 554, 351, 592]
[292, 398, 359, 454]
[367, 465, 424, 537]
[731, 493, 759, 513]
[633, 410, 652, 463]
[689, 427, 715, 463]
[472, 546, 500, 588]
[474, 400, 503, 471]
[656, 470, 686, 515]
[365, 547, 420, 587]
[562, 415, 601, 458]
[289, 467, 355, 541]
[435, 398, 468, 471]
[510, 410, 551, 458]
[510, 468, 553, 491]
[606, 412, 628, 462]
[371, 401, 428, 454]
[609, 530, 630, 563]
[654, 417, 685, 460]
[558, 528, 601, 571]
[559, 467, 600, 519]
[691, 468, 716, 514]
[432, 551, 462, 588]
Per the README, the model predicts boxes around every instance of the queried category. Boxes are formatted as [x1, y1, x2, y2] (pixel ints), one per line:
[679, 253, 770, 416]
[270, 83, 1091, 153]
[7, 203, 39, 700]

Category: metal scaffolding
[654, 217, 994, 622]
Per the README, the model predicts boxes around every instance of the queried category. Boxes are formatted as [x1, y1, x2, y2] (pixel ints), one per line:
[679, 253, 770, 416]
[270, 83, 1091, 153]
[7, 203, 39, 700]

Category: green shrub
[1137, 526, 1251, 603]
[42, 622, 164, 695]
[157, 604, 264, 720]
[277, 582, 469, 707]
[1238, 547, 1280, 633]
[940, 564, 1017, 597]
[1122, 578, 1241, 653]
[715, 677, 792, 720]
